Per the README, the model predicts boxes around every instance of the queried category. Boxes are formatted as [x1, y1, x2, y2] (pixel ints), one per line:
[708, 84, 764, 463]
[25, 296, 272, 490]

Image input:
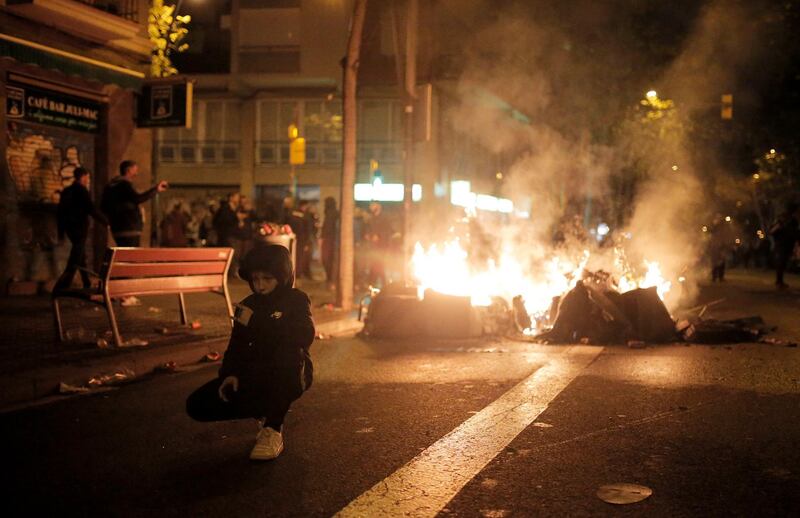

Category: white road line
[336, 345, 603, 518]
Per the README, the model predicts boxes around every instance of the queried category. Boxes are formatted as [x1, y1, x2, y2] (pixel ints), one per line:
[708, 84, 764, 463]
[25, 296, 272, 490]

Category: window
[256, 98, 342, 166]
[157, 100, 240, 165]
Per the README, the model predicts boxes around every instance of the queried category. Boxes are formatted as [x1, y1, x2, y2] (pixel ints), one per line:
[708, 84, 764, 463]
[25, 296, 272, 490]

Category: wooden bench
[53, 247, 234, 347]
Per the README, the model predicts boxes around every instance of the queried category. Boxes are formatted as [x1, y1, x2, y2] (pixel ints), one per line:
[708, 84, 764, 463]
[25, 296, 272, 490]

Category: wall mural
[4, 121, 96, 282]
[5, 121, 95, 204]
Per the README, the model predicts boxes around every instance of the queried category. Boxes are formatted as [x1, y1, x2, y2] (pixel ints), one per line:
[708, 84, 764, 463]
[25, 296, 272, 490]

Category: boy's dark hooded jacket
[218, 245, 315, 412]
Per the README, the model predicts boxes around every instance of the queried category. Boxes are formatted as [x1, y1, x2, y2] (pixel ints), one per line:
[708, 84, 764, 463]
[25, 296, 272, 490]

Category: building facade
[154, 0, 443, 226]
[1, 0, 153, 292]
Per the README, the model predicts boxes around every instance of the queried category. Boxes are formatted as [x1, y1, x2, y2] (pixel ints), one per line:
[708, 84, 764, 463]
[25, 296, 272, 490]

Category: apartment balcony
[157, 141, 241, 166]
[6, 0, 150, 55]
[255, 140, 402, 167]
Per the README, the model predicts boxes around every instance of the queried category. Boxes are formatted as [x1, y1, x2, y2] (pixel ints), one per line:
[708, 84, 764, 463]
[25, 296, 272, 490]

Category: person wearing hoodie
[101, 160, 168, 247]
[186, 244, 315, 460]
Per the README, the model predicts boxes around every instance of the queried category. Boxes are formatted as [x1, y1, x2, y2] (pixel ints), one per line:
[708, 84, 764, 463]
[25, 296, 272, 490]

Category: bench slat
[111, 248, 232, 263]
[109, 261, 227, 279]
[107, 275, 224, 297]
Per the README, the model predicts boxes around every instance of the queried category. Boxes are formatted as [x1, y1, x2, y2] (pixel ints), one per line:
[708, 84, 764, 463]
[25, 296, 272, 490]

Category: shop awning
[0, 33, 144, 90]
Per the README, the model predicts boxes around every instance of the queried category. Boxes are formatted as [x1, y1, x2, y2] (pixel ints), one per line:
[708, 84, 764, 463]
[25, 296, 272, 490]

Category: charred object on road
[361, 272, 774, 345]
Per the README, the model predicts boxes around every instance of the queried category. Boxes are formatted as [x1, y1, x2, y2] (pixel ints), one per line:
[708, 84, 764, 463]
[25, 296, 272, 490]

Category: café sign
[136, 79, 193, 128]
[6, 82, 100, 133]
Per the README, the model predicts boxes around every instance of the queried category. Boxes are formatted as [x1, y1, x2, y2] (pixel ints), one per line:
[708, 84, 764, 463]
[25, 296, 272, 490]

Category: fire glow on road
[336, 346, 604, 518]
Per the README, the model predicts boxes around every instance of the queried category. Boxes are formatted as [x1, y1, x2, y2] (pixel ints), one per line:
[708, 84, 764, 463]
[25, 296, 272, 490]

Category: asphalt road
[3, 334, 800, 517]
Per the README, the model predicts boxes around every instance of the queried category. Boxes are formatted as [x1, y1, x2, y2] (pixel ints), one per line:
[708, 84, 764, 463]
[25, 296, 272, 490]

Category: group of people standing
[54, 160, 168, 292]
[53, 159, 346, 292]
[707, 202, 800, 289]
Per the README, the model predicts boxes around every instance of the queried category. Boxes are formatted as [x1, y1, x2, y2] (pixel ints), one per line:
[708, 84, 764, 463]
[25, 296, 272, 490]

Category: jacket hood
[239, 244, 294, 288]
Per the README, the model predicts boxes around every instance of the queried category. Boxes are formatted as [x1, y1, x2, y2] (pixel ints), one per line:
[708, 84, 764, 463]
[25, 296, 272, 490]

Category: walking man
[101, 160, 168, 305]
[101, 160, 168, 247]
[54, 167, 107, 292]
[770, 202, 800, 289]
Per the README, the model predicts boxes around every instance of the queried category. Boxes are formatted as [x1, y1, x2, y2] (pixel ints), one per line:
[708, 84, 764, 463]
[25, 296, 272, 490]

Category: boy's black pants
[186, 378, 292, 430]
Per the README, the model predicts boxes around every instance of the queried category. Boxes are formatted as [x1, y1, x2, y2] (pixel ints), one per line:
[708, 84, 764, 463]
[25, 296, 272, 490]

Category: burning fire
[411, 239, 673, 332]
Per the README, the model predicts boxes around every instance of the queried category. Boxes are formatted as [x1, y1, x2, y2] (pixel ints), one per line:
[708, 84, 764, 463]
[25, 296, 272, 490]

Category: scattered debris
[627, 340, 646, 349]
[480, 478, 499, 489]
[58, 382, 90, 394]
[154, 361, 179, 373]
[87, 367, 135, 387]
[96, 338, 110, 349]
[316, 332, 328, 340]
[119, 338, 149, 347]
[679, 316, 768, 344]
[147, 306, 162, 313]
[120, 296, 141, 307]
[202, 352, 222, 362]
[355, 427, 375, 434]
[533, 422, 553, 428]
[760, 337, 798, 348]
[155, 327, 170, 335]
[683, 298, 726, 316]
[189, 320, 202, 329]
[64, 327, 96, 343]
[596, 483, 653, 505]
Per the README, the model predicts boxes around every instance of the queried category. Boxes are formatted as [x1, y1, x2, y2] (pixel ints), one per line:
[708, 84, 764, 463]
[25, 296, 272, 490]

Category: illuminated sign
[449, 180, 514, 214]
[137, 79, 193, 128]
[6, 83, 100, 133]
[354, 183, 422, 202]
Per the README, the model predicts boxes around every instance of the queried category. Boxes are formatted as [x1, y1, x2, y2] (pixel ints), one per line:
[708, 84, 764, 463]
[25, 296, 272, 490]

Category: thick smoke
[438, 0, 770, 309]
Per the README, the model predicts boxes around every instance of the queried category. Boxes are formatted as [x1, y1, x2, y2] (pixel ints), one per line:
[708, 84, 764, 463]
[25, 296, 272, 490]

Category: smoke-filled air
[409, 0, 775, 328]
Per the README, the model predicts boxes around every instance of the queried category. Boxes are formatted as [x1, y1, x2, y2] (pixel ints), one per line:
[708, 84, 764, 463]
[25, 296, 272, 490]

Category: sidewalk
[0, 277, 363, 410]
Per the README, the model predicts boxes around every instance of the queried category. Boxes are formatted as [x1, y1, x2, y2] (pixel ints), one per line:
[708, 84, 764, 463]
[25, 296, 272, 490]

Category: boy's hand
[156, 180, 169, 193]
[218, 376, 239, 402]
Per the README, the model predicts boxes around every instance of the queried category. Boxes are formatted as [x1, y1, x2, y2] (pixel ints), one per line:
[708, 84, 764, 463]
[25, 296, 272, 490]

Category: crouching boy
[186, 244, 315, 460]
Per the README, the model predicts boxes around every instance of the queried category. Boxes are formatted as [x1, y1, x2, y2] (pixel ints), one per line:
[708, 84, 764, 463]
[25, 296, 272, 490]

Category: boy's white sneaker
[250, 427, 284, 460]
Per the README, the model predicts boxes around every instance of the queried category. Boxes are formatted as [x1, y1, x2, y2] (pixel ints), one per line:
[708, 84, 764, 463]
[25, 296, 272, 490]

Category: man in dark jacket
[54, 167, 107, 292]
[770, 202, 800, 289]
[282, 197, 310, 278]
[213, 192, 241, 247]
[101, 160, 168, 247]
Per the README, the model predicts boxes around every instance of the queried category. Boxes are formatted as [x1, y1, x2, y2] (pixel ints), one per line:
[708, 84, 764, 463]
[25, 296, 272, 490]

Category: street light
[646, 89, 658, 100]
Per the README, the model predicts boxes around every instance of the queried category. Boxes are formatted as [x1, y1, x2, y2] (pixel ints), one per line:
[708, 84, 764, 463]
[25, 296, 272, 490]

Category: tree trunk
[337, 0, 367, 310]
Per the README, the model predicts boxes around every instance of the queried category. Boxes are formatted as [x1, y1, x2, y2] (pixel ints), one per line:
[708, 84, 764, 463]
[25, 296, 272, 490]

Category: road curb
[0, 316, 362, 412]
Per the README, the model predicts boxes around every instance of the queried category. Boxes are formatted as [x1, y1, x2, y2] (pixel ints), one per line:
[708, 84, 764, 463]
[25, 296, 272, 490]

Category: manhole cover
[596, 483, 653, 505]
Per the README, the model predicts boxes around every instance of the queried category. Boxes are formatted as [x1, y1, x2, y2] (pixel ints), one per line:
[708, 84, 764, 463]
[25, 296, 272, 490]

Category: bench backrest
[101, 247, 234, 298]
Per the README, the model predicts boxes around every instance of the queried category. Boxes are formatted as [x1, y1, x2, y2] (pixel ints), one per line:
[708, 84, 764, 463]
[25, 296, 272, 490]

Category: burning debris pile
[537, 277, 675, 344]
[361, 238, 776, 346]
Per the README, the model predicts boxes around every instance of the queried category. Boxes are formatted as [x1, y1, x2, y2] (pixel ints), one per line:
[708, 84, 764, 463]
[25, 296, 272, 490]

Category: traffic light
[721, 94, 733, 120]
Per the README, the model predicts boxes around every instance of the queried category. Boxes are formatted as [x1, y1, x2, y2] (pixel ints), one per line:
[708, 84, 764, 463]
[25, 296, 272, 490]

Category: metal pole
[290, 163, 297, 199]
[402, 0, 418, 283]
